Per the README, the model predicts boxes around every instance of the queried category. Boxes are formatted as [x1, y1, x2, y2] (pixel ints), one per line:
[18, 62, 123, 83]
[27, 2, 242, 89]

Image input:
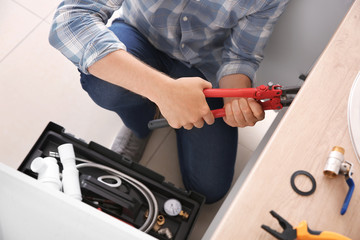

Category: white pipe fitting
[31, 157, 62, 191]
[58, 143, 82, 200]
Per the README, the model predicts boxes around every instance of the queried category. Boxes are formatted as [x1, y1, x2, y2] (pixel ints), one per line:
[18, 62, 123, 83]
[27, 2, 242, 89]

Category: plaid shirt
[49, 0, 289, 85]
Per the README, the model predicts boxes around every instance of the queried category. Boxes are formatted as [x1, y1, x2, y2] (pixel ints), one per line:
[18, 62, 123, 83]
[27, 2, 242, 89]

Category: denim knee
[184, 173, 233, 204]
[80, 72, 145, 111]
[80, 71, 156, 138]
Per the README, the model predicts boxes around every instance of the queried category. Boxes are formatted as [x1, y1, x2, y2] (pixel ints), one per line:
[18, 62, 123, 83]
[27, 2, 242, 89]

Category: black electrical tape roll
[290, 170, 316, 196]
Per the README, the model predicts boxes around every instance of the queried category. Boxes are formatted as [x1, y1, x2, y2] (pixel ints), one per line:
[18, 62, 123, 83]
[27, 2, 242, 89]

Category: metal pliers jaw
[261, 210, 297, 240]
[279, 86, 301, 108]
[249, 83, 300, 111]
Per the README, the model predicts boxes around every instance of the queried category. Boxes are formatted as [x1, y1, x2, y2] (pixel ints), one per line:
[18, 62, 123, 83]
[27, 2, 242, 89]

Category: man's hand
[220, 74, 265, 128]
[223, 97, 264, 127]
[155, 77, 215, 130]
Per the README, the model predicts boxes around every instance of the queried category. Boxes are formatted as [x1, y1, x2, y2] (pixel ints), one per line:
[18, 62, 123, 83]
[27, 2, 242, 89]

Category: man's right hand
[154, 77, 215, 130]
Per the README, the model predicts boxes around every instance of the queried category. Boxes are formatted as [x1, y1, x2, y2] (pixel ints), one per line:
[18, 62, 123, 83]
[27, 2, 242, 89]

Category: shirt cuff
[80, 32, 127, 74]
[216, 61, 257, 84]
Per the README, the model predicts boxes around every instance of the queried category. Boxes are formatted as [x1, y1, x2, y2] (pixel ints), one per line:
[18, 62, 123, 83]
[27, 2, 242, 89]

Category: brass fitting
[157, 215, 165, 226]
[179, 210, 189, 219]
[324, 146, 345, 178]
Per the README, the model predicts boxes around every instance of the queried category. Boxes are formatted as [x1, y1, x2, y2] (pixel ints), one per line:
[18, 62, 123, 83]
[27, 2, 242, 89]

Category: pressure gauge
[164, 198, 182, 216]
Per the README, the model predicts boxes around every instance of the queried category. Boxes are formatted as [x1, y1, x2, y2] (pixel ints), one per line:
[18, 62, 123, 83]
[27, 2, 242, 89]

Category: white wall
[256, 0, 354, 87]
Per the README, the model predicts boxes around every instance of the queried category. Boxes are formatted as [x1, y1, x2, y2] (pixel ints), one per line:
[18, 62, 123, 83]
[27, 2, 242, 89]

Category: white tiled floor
[0, 1, 277, 239]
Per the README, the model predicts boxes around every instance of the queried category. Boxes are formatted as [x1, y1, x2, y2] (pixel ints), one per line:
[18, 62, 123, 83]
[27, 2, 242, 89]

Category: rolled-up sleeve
[217, 0, 290, 83]
[49, 0, 126, 74]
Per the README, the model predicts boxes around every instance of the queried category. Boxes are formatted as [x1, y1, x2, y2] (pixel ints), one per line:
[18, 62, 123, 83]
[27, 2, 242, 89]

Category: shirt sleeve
[217, 0, 290, 83]
[48, 0, 126, 74]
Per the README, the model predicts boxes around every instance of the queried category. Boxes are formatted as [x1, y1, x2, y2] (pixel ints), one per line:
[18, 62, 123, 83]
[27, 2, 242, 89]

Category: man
[49, 0, 289, 203]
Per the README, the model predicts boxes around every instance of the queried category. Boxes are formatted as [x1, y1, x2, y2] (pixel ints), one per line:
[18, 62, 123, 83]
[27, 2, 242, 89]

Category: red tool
[148, 83, 300, 129]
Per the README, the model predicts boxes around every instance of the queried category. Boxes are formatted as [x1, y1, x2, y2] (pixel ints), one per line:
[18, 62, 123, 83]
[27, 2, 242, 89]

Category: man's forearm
[88, 49, 172, 104]
[219, 73, 251, 89]
[88, 49, 214, 129]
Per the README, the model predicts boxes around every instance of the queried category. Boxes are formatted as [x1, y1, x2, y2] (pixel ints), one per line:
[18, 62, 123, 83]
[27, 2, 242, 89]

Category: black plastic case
[18, 122, 205, 240]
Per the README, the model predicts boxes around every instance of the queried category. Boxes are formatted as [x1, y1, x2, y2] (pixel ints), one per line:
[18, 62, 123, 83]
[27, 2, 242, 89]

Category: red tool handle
[206, 86, 283, 118]
[211, 109, 226, 118]
[210, 100, 282, 118]
[203, 88, 258, 98]
[203, 85, 282, 99]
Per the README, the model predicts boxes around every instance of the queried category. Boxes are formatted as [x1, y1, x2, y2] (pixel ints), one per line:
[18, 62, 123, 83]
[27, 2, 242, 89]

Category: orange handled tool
[261, 211, 351, 240]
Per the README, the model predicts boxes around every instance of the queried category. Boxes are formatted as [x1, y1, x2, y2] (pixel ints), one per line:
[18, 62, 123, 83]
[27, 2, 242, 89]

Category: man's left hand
[223, 97, 265, 128]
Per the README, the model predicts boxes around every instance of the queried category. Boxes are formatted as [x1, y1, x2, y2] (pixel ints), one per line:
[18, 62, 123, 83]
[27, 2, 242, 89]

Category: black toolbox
[18, 122, 205, 240]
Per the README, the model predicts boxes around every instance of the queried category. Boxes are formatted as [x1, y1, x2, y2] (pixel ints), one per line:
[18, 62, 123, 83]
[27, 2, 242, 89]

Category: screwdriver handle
[148, 118, 169, 130]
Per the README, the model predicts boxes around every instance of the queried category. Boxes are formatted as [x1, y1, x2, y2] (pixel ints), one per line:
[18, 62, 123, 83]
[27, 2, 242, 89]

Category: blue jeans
[80, 19, 238, 203]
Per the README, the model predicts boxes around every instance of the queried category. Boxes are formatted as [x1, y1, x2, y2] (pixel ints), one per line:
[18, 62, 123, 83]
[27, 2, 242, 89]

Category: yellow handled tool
[296, 220, 350, 240]
[261, 210, 351, 240]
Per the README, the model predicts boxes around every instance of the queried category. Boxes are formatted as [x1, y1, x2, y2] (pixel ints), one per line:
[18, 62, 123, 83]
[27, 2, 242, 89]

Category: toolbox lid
[0, 162, 155, 240]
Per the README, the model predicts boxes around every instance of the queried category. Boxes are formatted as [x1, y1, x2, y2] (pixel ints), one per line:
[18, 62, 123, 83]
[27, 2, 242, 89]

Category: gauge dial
[164, 198, 182, 216]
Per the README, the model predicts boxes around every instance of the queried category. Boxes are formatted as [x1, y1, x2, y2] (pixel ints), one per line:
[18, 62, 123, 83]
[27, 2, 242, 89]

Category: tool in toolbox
[261, 210, 351, 240]
[148, 82, 300, 129]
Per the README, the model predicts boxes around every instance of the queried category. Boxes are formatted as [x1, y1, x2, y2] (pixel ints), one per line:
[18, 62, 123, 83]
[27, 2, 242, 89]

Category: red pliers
[148, 83, 300, 129]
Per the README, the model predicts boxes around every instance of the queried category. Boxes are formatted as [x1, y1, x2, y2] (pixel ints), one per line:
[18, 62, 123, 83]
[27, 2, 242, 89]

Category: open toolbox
[17, 122, 205, 240]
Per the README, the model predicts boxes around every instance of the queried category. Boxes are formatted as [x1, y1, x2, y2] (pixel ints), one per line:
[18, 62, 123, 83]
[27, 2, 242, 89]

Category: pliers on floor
[261, 210, 351, 240]
[148, 83, 300, 130]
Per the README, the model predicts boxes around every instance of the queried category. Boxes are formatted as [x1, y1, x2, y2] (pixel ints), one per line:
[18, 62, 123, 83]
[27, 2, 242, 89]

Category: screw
[267, 82, 274, 89]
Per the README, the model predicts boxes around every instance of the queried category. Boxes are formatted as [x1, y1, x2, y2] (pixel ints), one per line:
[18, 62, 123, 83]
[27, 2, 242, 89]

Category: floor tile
[140, 127, 173, 166]
[141, 129, 184, 189]
[45, 9, 56, 24]
[233, 144, 255, 184]
[237, 110, 278, 151]
[0, 21, 120, 168]
[13, 0, 60, 19]
[0, 0, 42, 61]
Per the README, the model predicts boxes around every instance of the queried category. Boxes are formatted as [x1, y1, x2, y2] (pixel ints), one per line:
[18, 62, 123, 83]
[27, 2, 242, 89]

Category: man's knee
[185, 175, 232, 204]
[80, 72, 140, 110]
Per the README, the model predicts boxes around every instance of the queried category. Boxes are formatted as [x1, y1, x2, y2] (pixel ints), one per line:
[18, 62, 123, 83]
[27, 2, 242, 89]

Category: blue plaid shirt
[49, 0, 289, 86]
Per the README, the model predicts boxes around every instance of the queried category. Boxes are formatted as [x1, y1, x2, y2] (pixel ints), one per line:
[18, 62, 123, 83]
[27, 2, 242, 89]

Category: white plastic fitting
[30, 157, 62, 191]
[58, 143, 82, 200]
